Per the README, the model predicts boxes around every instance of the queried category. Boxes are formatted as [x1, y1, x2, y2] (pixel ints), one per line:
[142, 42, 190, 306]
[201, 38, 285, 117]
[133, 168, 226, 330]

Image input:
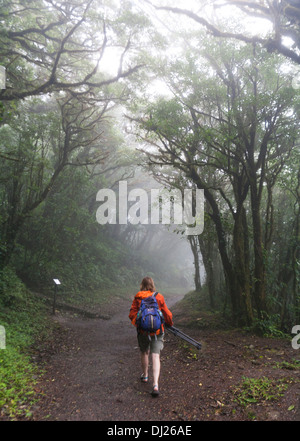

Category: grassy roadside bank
[0, 272, 55, 419]
[0, 278, 130, 419]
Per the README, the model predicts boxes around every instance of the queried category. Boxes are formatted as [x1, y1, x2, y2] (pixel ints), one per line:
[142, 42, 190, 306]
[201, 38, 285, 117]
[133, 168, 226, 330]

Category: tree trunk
[198, 235, 216, 309]
[251, 188, 268, 318]
[233, 206, 253, 325]
[201, 185, 241, 323]
[0, 215, 25, 269]
[188, 235, 201, 291]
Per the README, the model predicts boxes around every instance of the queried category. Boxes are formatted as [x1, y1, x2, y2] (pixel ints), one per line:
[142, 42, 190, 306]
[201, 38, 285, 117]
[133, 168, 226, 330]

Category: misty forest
[0, 0, 299, 422]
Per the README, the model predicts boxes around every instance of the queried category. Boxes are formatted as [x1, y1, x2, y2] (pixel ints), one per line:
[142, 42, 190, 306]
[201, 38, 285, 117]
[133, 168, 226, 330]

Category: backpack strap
[152, 292, 165, 333]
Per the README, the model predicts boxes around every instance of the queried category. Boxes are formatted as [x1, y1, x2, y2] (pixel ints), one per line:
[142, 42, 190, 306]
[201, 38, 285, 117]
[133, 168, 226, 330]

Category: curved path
[33, 293, 300, 422]
[34, 293, 184, 421]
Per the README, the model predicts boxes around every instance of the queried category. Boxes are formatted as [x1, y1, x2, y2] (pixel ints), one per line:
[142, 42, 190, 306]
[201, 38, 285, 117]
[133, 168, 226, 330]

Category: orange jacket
[129, 290, 173, 335]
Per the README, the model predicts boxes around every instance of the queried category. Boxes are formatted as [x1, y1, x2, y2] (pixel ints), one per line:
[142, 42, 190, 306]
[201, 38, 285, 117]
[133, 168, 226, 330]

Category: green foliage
[233, 376, 289, 407]
[11, 159, 185, 298]
[171, 288, 228, 330]
[135, 33, 300, 328]
[0, 266, 27, 307]
[144, 98, 190, 140]
[0, 272, 51, 419]
[0, 343, 38, 419]
[273, 359, 300, 371]
[14, 177, 149, 294]
[245, 314, 288, 338]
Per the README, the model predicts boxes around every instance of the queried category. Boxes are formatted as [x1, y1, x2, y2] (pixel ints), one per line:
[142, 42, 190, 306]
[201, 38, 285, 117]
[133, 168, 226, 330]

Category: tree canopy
[0, 0, 299, 330]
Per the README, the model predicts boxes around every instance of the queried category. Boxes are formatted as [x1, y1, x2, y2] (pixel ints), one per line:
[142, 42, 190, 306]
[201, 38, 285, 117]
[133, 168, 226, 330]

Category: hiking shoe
[151, 385, 159, 397]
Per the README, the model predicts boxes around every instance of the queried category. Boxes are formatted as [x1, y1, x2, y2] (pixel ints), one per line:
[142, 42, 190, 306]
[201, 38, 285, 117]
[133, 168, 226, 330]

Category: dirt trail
[33, 293, 184, 421]
[33, 293, 300, 421]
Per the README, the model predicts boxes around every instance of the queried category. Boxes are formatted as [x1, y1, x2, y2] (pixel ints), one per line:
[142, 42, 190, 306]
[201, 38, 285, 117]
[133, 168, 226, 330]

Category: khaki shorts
[137, 333, 164, 354]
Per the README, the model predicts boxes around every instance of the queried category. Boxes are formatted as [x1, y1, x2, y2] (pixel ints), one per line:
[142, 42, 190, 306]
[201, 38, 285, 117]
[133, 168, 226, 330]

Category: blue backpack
[136, 292, 164, 337]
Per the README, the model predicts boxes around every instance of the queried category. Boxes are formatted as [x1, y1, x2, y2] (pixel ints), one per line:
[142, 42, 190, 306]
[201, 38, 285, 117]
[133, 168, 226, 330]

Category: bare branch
[150, 2, 300, 64]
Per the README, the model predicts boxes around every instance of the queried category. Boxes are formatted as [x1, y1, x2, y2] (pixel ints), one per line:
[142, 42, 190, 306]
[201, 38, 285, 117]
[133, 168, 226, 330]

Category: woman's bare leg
[152, 353, 160, 390]
[141, 350, 150, 378]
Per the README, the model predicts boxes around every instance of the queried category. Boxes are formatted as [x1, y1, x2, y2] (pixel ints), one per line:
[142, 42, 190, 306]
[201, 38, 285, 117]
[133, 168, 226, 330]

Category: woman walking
[129, 277, 173, 397]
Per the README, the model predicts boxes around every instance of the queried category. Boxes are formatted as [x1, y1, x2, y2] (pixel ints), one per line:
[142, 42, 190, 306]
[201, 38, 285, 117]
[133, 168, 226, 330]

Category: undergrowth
[232, 376, 291, 409]
[0, 267, 52, 419]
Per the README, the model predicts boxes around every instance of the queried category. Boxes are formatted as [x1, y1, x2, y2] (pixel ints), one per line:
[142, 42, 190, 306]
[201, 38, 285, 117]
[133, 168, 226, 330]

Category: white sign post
[53, 279, 61, 315]
[0, 66, 6, 89]
[0, 325, 5, 349]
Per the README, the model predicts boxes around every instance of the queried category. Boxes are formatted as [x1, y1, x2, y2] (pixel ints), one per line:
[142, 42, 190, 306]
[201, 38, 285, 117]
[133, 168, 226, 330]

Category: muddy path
[32, 293, 300, 422]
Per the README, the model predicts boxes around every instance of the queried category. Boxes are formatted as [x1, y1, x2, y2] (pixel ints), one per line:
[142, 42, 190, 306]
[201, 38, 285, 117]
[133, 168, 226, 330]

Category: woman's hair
[140, 276, 155, 292]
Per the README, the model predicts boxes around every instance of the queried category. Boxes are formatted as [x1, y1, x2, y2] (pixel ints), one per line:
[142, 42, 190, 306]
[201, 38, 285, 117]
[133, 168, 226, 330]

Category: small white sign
[0, 66, 6, 89]
[0, 325, 6, 349]
[53, 279, 61, 285]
